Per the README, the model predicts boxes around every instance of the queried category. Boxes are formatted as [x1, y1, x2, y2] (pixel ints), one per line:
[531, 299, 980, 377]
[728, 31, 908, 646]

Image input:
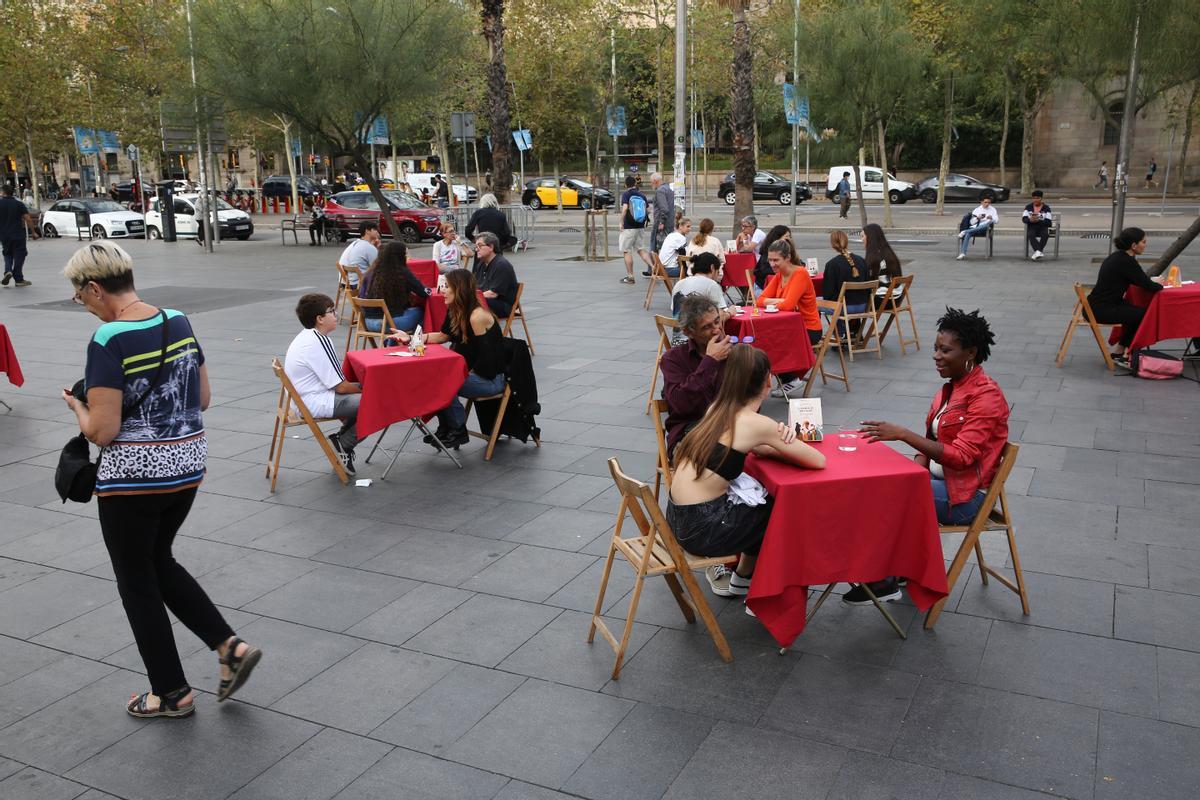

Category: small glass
[837, 425, 860, 452]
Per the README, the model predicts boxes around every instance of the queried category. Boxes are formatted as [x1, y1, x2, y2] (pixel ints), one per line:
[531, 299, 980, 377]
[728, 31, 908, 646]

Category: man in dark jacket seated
[472, 231, 519, 318]
[660, 295, 731, 459]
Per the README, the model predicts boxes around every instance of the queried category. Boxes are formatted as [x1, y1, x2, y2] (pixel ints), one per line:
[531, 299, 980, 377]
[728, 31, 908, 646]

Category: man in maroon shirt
[660, 295, 731, 458]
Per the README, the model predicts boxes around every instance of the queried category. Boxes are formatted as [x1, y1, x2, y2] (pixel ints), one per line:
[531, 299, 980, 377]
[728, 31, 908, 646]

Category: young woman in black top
[359, 242, 429, 333]
[1088, 227, 1164, 363]
[822, 230, 872, 311]
[863, 223, 902, 284]
[668, 345, 824, 598]
[392, 269, 505, 448]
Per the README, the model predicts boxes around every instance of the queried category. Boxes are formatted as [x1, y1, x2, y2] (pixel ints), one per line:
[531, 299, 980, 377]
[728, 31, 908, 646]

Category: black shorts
[666, 495, 773, 557]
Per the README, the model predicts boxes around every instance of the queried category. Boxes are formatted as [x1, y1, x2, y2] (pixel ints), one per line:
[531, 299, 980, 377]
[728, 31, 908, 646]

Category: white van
[825, 166, 916, 204]
[393, 172, 478, 204]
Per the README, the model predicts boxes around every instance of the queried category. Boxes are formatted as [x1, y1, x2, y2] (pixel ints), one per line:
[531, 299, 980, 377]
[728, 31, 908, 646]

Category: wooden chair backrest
[509, 282, 525, 318]
[348, 296, 393, 349]
[271, 356, 319, 423]
[650, 398, 673, 489]
[879, 274, 913, 309]
[745, 269, 755, 292]
[954, 442, 1020, 532]
[1073, 282, 1099, 322]
[655, 314, 680, 350]
[815, 299, 842, 343]
[652, 253, 677, 291]
[839, 279, 881, 315]
[607, 457, 688, 568]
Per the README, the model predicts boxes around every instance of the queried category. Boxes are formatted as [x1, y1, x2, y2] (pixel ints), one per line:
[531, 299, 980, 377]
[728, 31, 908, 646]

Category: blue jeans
[437, 372, 506, 429]
[959, 222, 992, 255]
[363, 306, 422, 334]
[930, 477, 987, 525]
[819, 302, 867, 338]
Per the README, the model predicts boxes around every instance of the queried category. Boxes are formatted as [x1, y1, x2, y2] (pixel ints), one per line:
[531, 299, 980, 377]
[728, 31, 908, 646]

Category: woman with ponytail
[1087, 227, 1165, 364]
[669, 344, 824, 598]
[822, 230, 872, 312]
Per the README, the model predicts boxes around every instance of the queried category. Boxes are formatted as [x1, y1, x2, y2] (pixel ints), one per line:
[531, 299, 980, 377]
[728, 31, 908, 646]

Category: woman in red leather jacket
[848, 308, 1009, 605]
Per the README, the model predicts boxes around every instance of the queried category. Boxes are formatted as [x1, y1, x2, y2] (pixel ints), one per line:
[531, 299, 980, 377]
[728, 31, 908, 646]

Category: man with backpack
[619, 175, 653, 285]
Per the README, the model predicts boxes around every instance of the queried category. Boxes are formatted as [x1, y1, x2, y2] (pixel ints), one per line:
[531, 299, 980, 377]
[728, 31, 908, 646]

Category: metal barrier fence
[438, 203, 535, 252]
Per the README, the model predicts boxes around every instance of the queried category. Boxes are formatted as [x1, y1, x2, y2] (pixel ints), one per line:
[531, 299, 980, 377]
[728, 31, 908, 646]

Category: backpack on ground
[1130, 349, 1182, 380]
[628, 193, 647, 225]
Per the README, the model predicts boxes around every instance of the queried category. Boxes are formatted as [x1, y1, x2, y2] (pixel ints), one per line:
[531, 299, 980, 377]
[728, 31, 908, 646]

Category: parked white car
[144, 193, 255, 240]
[824, 166, 917, 204]
[40, 198, 146, 239]
[402, 172, 478, 203]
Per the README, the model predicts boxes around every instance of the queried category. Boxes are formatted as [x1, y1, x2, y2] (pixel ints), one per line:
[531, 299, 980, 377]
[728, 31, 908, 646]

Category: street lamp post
[672, 0, 686, 203]
[790, 0, 800, 226]
[184, 0, 211, 252]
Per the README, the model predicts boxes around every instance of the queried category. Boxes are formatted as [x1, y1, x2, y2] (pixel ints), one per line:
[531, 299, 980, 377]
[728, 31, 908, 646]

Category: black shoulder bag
[55, 310, 169, 503]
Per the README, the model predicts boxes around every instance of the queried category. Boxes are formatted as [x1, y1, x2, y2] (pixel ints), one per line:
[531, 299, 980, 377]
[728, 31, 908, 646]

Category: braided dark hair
[936, 307, 995, 363]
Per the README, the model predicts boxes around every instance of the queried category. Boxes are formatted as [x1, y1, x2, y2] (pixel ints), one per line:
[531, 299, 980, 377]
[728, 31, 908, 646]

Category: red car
[322, 190, 442, 243]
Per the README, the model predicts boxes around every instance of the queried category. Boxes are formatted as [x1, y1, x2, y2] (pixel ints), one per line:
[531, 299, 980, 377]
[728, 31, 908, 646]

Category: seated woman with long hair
[359, 241, 429, 334]
[391, 269, 505, 449]
[753, 224, 791, 289]
[755, 239, 821, 397]
[669, 344, 825, 599]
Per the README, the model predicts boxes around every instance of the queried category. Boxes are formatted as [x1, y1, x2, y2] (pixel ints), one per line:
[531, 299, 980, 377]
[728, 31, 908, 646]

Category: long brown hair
[693, 218, 715, 247]
[674, 345, 771, 476]
[362, 241, 419, 312]
[829, 230, 859, 278]
[863, 223, 901, 280]
[444, 268, 483, 343]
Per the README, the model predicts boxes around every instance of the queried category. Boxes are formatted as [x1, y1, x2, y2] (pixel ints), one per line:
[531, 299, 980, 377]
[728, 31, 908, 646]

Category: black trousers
[98, 487, 234, 696]
[1026, 222, 1051, 252]
[309, 218, 326, 243]
[1, 237, 28, 281]
[1090, 301, 1145, 348]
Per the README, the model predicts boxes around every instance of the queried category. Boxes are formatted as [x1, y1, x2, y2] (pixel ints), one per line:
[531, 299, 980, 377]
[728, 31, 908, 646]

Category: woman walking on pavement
[61, 242, 261, 719]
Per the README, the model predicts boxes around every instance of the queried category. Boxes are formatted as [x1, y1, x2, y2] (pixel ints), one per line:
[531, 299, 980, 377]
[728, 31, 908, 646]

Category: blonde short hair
[479, 192, 499, 209]
[63, 241, 134, 289]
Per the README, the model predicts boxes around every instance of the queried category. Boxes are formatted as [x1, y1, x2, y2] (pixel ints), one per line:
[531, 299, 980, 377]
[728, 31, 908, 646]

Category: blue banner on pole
[512, 129, 532, 151]
[74, 127, 99, 155]
[605, 106, 627, 137]
[690, 129, 705, 148]
[291, 138, 302, 157]
[370, 117, 388, 145]
[99, 130, 121, 154]
[783, 85, 810, 128]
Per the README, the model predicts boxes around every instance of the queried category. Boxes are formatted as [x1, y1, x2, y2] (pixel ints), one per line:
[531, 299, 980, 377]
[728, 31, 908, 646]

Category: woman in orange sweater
[755, 239, 822, 396]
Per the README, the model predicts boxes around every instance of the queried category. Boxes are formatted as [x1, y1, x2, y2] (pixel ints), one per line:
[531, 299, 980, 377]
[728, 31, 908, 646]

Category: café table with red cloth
[423, 289, 488, 334]
[1128, 284, 1200, 351]
[743, 440, 949, 648]
[721, 252, 756, 293]
[724, 309, 816, 376]
[0, 324, 23, 388]
[408, 259, 438, 289]
[342, 344, 468, 472]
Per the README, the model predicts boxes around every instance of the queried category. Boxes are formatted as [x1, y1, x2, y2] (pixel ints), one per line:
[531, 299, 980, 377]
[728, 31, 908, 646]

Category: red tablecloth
[1129, 284, 1200, 350]
[342, 345, 467, 439]
[724, 310, 816, 376]
[722, 252, 756, 289]
[0, 325, 23, 387]
[745, 442, 949, 647]
[409, 259, 438, 289]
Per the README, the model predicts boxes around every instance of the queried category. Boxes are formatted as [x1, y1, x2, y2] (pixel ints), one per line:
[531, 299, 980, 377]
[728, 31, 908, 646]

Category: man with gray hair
[650, 172, 675, 253]
[659, 294, 731, 458]
[472, 231, 518, 317]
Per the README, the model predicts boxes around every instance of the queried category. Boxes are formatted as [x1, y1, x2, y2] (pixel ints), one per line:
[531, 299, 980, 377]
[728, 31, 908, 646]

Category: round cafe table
[744, 441, 949, 647]
[724, 309, 816, 376]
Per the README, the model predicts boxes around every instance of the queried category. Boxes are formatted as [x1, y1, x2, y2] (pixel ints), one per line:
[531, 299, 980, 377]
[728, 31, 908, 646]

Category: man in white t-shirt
[671, 253, 730, 319]
[338, 221, 382, 288]
[284, 293, 363, 475]
[734, 215, 767, 256]
[956, 197, 998, 260]
[653, 216, 692, 278]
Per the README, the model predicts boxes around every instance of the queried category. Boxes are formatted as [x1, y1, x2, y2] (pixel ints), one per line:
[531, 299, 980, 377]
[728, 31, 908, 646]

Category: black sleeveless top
[706, 442, 747, 481]
[442, 313, 505, 379]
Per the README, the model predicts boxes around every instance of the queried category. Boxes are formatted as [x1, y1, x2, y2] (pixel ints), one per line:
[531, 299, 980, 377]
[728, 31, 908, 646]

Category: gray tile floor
[0, 224, 1198, 799]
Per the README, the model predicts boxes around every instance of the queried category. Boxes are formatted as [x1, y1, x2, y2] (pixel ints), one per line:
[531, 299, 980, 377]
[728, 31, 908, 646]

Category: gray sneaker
[14, 280, 31, 287]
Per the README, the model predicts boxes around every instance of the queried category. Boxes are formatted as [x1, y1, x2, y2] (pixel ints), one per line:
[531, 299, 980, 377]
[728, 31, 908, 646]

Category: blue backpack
[628, 193, 647, 225]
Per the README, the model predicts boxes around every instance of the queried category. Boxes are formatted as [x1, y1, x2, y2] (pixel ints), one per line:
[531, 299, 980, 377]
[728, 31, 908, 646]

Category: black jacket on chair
[473, 337, 540, 443]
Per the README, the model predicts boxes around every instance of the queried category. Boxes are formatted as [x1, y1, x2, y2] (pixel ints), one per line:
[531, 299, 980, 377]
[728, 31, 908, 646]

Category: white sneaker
[744, 602, 756, 618]
[1032, 250, 1043, 260]
[706, 564, 749, 597]
[770, 378, 803, 398]
[957, 230, 966, 239]
[955, 253, 966, 261]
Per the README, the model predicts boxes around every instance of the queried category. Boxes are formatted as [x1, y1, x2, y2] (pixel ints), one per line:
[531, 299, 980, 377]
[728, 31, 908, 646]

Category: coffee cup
[766, 303, 778, 312]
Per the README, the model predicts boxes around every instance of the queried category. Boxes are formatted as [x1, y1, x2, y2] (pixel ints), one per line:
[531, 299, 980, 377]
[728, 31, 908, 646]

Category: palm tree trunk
[728, 0, 756, 235]
[481, 0, 513, 203]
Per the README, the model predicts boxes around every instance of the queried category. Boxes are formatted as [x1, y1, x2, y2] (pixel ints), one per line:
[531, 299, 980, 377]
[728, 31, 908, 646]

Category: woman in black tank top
[667, 345, 824, 600]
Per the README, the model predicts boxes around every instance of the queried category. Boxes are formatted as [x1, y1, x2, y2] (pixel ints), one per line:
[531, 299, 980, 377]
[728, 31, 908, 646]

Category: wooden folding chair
[589, 457, 734, 679]
[649, 398, 673, 501]
[334, 263, 361, 321]
[837, 280, 882, 362]
[803, 300, 850, 397]
[500, 282, 535, 354]
[925, 442, 1028, 629]
[643, 253, 676, 310]
[346, 297, 396, 351]
[874, 275, 919, 355]
[644, 315, 681, 414]
[464, 384, 542, 461]
[1055, 283, 1116, 371]
[265, 357, 350, 492]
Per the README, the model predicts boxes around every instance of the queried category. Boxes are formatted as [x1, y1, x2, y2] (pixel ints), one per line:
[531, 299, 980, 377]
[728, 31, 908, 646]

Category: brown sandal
[218, 637, 262, 702]
[127, 684, 194, 719]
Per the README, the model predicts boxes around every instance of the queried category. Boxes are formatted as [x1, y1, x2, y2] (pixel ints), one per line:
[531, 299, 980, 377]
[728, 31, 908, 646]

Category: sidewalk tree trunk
[722, 0, 756, 236]
[481, 0, 513, 203]
[935, 72, 954, 214]
[998, 75, 1010, 187]
[878, 118, 893, 229]
[1178, 81, 1198, 189]
[1152, 214, 1200, 276]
